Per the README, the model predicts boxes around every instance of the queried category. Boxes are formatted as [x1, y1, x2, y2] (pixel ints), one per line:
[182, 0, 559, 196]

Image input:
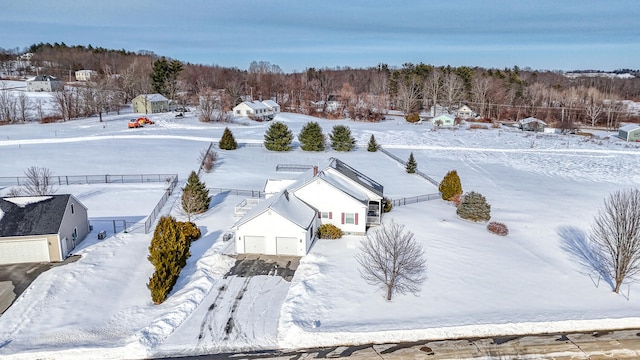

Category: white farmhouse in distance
[75, 70, 98, 81]
[232, 100, 279, 121]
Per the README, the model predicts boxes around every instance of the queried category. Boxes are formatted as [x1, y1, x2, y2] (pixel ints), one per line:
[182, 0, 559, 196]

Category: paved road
[164, 328, 640, 359]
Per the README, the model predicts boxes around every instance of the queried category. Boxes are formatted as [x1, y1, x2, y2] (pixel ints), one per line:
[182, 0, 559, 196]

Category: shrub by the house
[367, 134, 379, 152]
[406, 152, 417, 173]
[299, 121, 325, 151]
[199, 147, 217, 173]
[264, 121, 293, 151]
[317, 224, 343, 239]
[219, 127, 238, 150]
[439, 170, 463, 200]
[382, 197, 392, 213]
[456, 191, 491, 222]
[147, 216, 191, 304]
[405, 113, 420, 123]
[487, 221, 508, 236]
[178, 221, 202, 242]
[329, 125, 356, 151]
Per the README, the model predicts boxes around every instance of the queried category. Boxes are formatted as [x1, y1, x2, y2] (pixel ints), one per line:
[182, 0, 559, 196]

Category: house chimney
[313, 166, 318, 176]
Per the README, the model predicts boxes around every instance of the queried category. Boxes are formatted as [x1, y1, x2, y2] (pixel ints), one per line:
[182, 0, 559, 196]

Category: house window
[236, 110, 240, 114]
[72, 227, 78, 240]
[340, 212, 359, 225]
[320, 212, 332, 219]
[71, 204, 74, 214]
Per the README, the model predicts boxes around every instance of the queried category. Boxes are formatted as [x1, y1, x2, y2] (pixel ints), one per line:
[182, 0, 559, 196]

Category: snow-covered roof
[27, 75, 60, 82]
[518, 117, 547, 125]
[138, 94, 169, 102]
[3, 196, 53, 207]
[233, 190, 316, 230]
[319, 171, 369, 203]
[0, 195, 71, 237]
[262, 99, 279, 108]
[619, 124, 640, 132]
[432, 114, 455, 121]
[264, 179, 297, 195]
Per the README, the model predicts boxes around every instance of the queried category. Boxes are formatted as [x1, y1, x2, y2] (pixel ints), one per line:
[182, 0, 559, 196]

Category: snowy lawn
[0, 103, 639, 358]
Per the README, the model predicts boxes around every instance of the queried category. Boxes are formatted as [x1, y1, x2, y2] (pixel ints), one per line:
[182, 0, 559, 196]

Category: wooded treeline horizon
[1, 43, 639, 128]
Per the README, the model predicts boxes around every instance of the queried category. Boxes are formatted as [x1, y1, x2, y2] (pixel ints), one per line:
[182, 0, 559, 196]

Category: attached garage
[243, 236, 267, 254]
[233, 190, 317, 257]
[276, 237, 299, 256]
[0, 195, 90, 265]
[0, 238, 50, 264]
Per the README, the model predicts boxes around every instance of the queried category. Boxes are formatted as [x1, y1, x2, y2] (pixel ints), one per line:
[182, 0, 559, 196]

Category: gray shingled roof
[0, 195, 70, 237]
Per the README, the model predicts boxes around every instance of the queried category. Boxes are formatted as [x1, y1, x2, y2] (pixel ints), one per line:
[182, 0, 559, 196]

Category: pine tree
[299, 121, 326, 151]
[329, 125, 356, 151]
[439, 170, 463, 200]
[147, 216, 191, 304]
[182, 171, 210, 216]
[219, 127, 238, 150]
[456, 191, 491, 222]
[367, 134, 379, 152]
[264, 121, 293, 151]
[406, 152, 417, 173]
[150, 57, 183, 100]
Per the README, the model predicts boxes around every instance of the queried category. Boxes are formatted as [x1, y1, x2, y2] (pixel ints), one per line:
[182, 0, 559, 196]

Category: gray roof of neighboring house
[519, 117, 547, 125]
[619, 124, 640, 132]
[28, 75, 60, 82]
[0, 195, 70, 237]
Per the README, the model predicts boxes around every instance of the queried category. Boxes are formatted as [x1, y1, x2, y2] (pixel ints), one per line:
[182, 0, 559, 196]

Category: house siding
[294, 179, 367, 235]
[235, 211, 311, 256]
[57, 196, 90, 259]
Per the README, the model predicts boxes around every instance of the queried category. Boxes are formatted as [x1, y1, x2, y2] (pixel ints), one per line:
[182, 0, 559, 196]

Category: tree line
[1, 44, 639, 127]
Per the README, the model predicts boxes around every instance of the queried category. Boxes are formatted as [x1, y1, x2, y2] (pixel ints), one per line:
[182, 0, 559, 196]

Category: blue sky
[2, 0, 638, 73]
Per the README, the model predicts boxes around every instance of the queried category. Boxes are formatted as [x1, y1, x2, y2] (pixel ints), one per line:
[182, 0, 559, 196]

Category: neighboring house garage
[0, 195, 90, 265]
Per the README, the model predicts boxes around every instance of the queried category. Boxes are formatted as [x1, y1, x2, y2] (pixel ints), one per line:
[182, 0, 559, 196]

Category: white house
[456, 105, 475, 119]
[26, 75, 64, 92]
[75, 70, 98, 81]
[431, 114, 456, 126]
[233, 100, 279, 121]
[233, 158, 384, 256]
[618, 124, 640, 142]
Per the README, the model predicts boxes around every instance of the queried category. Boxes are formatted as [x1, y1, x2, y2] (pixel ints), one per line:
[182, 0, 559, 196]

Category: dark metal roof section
[330, 158, 384, 197]
[0, 194, 70, 237]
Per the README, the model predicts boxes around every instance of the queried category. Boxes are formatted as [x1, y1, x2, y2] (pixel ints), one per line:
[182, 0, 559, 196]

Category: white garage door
[244, 236, 267, 254]
[276, 237, 298, 256]
[0, 238, 50, 265]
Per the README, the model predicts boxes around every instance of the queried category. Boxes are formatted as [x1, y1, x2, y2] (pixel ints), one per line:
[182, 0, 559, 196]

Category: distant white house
[75, 70, 98, 81]
[26, 75, 64, 92]
[233, 158, 384, 256]
[518, 117, 547, 132]
[456, 105, 475, 119]
[431, 114, 456, 126]
[233, 100, 279, 121]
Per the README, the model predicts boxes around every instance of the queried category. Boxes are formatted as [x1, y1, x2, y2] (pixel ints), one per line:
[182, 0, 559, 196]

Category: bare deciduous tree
[356, 220, 427, 301]
[180, 187, 200, 222]
[590, 189, 640, 293]
[23, 166, 56, 196]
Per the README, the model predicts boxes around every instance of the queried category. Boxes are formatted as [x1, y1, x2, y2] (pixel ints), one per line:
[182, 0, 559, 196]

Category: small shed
[0, 195, 90, 265]
[618, 124, 640, 142]
[518, 117, 547, 132]
[132, 94, 169, 114]
[431, 114, 455, 126]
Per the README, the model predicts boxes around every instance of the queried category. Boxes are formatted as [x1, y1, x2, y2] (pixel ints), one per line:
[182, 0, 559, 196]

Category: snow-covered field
[1, 84, 640, 359]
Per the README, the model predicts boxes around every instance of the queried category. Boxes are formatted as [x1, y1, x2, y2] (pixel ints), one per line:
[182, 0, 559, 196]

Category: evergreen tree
[219, 127, 238, 150]
[456, 191, 491, 222]
[299, 121, 325, 151]
[150, 57, 183, 101]
[329, 125, 356, 151]
[367, 134, 379, 152]
[264, 121, 293, 151]
[439, 170, 463, 200]
[182, 171, 210, 215]
[406, 152, 417, 173]
[147, 216, 191, 304]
